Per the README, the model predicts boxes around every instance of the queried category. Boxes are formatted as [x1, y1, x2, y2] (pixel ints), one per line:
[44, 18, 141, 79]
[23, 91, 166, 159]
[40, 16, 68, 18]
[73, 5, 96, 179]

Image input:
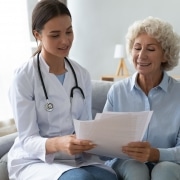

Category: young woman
[8, 0, 117, 180]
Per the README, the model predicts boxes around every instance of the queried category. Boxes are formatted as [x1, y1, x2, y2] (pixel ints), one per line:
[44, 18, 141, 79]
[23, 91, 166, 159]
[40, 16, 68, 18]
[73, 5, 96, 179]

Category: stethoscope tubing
[37, 53, 48, 101]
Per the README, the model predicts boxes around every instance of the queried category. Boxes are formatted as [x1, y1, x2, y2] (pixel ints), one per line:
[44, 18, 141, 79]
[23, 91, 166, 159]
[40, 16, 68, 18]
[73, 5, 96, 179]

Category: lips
[137, 62, 151, 66]
[58, 46, 68, 50]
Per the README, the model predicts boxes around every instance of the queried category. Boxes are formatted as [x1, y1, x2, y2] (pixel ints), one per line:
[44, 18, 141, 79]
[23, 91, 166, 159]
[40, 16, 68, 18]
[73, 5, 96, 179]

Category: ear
[161, 51, 168, 63]
[33, 30, 42, 41]
[161, 57, 167, 63]
[162, 59, 167, 63]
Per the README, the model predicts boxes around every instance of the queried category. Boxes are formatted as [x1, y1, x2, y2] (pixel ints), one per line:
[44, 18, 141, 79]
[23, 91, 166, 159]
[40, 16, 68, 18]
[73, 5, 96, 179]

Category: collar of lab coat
[39, 53, 69, 73]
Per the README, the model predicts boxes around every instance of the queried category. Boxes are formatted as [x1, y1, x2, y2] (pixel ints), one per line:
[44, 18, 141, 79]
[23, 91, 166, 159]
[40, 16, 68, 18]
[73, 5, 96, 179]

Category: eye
[51, 34, 59, 38]
[133, 47, 141, 51]
[66, 30, 73, 34]
[147, 48, 155, 51]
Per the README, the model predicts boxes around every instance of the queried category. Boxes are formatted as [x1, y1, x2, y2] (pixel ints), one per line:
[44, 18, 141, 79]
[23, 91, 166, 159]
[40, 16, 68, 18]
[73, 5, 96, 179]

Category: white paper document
[73, 111, 153, 159]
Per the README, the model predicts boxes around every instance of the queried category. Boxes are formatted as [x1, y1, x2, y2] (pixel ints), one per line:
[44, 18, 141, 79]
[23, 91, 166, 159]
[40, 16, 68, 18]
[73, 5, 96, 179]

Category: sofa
[0, 80, 113, 180]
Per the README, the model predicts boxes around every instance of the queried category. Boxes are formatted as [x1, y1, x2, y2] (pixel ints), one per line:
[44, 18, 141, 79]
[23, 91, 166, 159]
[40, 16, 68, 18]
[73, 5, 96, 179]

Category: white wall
[0, 0, 31, 119]
[67, 0, 180, 80]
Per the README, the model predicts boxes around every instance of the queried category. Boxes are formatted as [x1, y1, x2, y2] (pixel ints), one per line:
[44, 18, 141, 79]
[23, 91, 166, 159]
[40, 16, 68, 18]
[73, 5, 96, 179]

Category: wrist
[46, 137, 59, 154]
[149, 148, 160, 162]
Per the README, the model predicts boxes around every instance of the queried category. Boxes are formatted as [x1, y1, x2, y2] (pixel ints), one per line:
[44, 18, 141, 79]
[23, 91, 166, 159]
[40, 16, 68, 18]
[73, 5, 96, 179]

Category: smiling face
[34, 15, 74, 60]
[132, 33, 166, 78]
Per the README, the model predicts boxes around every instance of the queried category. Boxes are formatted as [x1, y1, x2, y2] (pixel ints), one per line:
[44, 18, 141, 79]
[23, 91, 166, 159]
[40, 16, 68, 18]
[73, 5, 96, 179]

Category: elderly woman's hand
[122, 141, 159, 163]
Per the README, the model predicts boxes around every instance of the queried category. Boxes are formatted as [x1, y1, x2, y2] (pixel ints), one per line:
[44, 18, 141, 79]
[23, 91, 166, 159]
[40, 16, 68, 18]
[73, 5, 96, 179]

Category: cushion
[91, 80, 113, 119]
[0, 153, 9, 180]
[0, 119, 17, 137]
[0, 133, 17, 158]
[0, 133, 17, 180]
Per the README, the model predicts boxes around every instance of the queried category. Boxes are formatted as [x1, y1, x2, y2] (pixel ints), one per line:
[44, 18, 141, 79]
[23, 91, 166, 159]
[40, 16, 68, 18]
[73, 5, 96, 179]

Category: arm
[158, 129, 180, 163]
[103, 86, 114, 112]
[9, 68, 50, 162]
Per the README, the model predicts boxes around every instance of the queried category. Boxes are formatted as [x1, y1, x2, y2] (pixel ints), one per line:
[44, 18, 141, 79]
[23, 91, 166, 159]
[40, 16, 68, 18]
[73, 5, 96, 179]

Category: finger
[122, 146, 151, 160]
[127, 141, 150, 148]
[73, 143, 96, 150]
[67, 135, 91, 145]
[73, 139, 96, 146]
[69, 144, 96, 155]
[126, 151, 149, 162]
[122, 146, 150, 162]
[122, 146, 145, 153]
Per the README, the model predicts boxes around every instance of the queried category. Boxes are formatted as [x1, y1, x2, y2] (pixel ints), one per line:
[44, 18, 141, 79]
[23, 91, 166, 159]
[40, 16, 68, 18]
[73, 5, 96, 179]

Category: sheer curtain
[0, 0, 32, 120]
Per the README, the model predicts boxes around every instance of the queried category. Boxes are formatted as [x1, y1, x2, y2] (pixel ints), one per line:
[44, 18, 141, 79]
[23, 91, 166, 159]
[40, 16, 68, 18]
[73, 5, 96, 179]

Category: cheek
[69, 35, 74, 43]
[132, 52, 138, 63]
[42, 38, 51, 45]
[160, 54, 166, 63]
[46, 39, 58, 47]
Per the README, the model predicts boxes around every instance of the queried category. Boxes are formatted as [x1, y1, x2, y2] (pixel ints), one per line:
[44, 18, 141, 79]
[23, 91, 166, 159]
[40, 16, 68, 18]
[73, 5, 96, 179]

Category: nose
[60, 35, 69, 44]
[59, 33, 71, 45]
[138, 49, 147, 59]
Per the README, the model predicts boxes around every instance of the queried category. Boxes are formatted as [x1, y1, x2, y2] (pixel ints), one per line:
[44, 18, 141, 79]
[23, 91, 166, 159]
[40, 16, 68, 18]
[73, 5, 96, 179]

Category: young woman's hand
[46, 135, 96, 155]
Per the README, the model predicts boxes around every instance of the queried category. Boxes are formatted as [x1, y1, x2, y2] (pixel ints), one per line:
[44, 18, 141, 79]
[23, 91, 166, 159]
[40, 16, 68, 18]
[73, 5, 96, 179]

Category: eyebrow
[49, 26, 72, 34]
[134, 43, 158, 46]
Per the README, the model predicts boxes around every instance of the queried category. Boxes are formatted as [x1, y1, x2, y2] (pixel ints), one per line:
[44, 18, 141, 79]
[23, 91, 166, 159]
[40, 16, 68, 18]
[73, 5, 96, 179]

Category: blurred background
[0, 0, 180, 119]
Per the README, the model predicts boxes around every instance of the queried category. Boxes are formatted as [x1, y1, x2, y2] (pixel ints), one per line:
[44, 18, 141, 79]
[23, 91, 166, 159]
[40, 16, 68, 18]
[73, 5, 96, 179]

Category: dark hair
[32, 0, 71, 56]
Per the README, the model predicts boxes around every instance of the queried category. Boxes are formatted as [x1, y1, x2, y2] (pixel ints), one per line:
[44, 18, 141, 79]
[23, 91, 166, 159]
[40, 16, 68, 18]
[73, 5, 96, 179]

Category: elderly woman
[103, 16, 180, 180]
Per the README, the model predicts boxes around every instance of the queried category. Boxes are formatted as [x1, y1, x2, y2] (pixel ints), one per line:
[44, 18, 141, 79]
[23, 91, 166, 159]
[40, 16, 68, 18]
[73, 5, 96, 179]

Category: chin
[138, 70, 150, 75]
[55, 52, 69, 58]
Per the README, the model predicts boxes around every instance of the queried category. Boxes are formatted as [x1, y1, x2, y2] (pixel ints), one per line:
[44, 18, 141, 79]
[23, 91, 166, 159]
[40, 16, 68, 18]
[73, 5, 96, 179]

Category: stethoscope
[37, 52, 85, 112]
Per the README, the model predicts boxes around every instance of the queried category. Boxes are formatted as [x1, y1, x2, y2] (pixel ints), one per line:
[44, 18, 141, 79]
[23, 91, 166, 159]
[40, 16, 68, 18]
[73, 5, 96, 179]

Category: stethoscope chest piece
[45, 102, 54, 112]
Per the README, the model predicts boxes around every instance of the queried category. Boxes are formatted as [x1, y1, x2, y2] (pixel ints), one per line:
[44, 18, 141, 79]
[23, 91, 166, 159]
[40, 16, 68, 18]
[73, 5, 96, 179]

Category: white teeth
[59, 47, 67, 50]
[138, 62, 150, 66]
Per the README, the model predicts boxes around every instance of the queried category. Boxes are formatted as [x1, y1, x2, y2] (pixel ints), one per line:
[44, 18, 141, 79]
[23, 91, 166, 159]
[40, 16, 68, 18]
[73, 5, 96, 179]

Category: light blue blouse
[56, 74, 65, 84]
[103, 72, 180, 164]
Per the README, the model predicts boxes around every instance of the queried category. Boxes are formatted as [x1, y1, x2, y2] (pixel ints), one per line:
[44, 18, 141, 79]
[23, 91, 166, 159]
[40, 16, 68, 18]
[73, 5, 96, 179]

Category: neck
[137, 72, 163, 95]
[49, 65, 67, 75]
[41, 51, 66, 75]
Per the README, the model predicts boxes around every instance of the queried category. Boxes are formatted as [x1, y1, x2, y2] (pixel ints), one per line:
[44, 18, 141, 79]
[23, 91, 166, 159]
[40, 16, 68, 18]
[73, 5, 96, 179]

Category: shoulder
[106, 77, 133, 98]
[13, 57, 35, 76]
[111, 77, 132, 90]
[168, 76, 180, 89]
[12, 57, 36, 84]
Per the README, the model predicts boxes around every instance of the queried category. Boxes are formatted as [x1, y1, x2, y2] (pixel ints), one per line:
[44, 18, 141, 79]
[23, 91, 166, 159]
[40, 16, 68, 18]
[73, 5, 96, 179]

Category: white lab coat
[8, 54, 105, 180]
